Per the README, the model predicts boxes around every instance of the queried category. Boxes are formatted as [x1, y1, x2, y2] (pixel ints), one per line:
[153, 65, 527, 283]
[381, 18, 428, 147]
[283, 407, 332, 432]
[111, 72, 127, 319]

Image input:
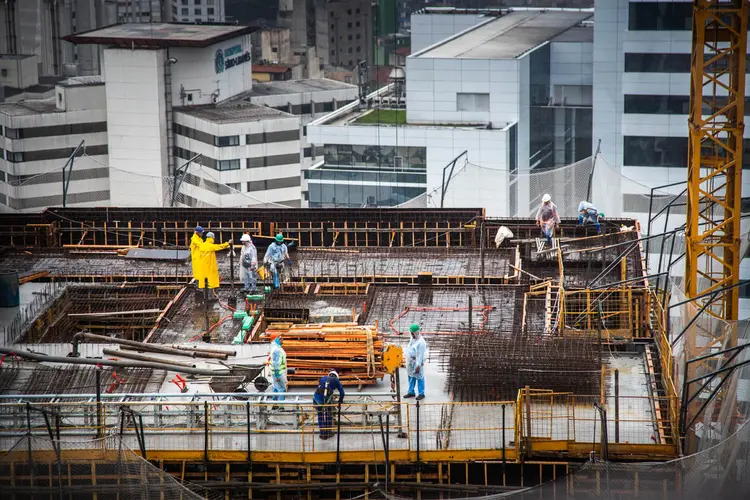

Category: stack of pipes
[262, 323, 384, 386]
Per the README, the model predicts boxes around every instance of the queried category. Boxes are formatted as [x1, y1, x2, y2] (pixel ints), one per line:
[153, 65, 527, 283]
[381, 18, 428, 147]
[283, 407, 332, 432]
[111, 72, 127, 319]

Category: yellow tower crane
[683, 0, 747, 447]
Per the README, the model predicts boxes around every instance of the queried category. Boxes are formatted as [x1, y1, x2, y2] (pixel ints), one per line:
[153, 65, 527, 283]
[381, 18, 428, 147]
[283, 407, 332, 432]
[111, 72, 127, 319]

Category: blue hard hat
[195, 225, 204, 233]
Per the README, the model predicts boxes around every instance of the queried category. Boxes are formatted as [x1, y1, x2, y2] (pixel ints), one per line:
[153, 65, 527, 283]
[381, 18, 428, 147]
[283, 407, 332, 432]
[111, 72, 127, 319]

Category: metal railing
[0, 393, 679, 458]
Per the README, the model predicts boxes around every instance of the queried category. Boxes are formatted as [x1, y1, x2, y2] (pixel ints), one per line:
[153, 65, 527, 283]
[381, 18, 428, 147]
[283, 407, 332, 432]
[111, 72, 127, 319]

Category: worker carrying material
[404, 324, 427, 401]
[264, 233, 291, 289]
[535, 194, 560, 246]
[313, 370, 345, 439]
[577, 201, 601, 233]
[239, 233, 258, 293]
[269, 335, 288, 400]
[190, 225, 204, 285]
[198, 232, 231, 289]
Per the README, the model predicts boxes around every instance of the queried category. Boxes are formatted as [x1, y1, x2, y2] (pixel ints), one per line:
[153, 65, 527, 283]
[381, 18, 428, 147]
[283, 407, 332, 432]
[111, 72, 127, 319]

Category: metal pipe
[120, 344, 230, 360]
[72, 332, 233, 359]
[102, 348, 197, 368]
[0, 347, 230, 376]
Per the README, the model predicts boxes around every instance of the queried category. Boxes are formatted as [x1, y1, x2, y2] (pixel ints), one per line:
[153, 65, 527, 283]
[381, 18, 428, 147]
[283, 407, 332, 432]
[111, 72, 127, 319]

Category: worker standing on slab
[190, 225, 204, 285]
[535, 194, 560, 246]
[239, 234, 258, 293]
[269, 335, 287, 401]
[198, 232, 231, 289]
[313, 370, 345, 439]
[577, 201, 601, 234]
[404, 324, 427, 400]
[264, 233, 291, 289]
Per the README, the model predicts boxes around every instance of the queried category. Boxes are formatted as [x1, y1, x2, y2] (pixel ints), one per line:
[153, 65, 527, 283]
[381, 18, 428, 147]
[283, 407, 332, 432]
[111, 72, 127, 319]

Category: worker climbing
[404, 324, 427, 400]
[190, 225, 204, 287]
[535, 194, 560, 246]
[577, 200, 602, 234]
[239, 233, 258, 293]
[313, 370, 345, 439]
[264, 233, 291, 289]
[198, 232, 232, 290]
[269, 334, 288, 401]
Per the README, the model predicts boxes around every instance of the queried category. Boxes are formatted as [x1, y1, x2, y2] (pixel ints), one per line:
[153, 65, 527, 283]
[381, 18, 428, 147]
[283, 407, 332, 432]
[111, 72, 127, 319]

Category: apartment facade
[0, 76, 109, 211]
[166, 0, 225, 23]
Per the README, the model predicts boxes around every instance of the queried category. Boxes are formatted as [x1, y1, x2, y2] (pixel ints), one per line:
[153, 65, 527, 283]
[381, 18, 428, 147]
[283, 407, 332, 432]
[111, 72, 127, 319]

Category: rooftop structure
[63, 23, 256, 48]
[415, 10, 590, 59]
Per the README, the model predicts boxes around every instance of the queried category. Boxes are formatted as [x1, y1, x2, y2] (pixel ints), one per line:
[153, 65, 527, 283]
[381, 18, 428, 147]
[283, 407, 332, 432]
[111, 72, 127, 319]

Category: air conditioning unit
[393, 156, 404, 169]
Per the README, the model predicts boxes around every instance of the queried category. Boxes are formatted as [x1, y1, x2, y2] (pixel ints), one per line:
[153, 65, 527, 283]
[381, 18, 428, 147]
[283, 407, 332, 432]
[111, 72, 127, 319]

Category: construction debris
[262, 323, 384, 386]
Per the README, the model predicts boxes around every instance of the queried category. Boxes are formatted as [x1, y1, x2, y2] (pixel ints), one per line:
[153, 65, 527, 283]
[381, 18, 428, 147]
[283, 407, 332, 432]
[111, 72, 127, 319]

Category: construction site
[0, 203, 745, 500]
[1, 0, 750, 498]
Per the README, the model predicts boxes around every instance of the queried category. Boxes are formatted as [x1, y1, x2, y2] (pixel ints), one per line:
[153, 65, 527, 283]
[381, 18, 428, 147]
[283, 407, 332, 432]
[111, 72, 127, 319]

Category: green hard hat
[275, 233, 284, 242]
[409, 324, 420, 334]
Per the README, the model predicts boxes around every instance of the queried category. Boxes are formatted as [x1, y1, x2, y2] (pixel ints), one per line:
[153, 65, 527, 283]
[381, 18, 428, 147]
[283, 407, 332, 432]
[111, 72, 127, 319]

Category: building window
[247, 176, 301, 192]
[181, 0, 187, 4]
[207, 0, 214, 4]
[181, 7, 188, 15]
[4, 127, 20, 139]
[207, 7, 214, 15]
[271, 47, 278, 53]
[182, 18, 189, 22]
[628, 2, 692, 31]
[348, 35, 352, 41]
[57, 93, 63, 106]
[331, 37, 335, 43]
[331, 23, 335, 30]
[172, 5, 178, 14]
[356, 21, 360, 27]
[623, 136, 687, 168]
[215, 135, 240, 147]
[356, 34, 361, 40]
[349, 60, 353, 66]
[194, 0, 201, 4]
[194, 8, 201, 14]
[625, 53, 750, 73]
[0, 67, 6, 76]
[348, 47, 353, 53]
[356, 46, 361, 53]
[347, 9, 352, 15]
[6, 151, 23, 163]
[347, 22, 352, 28]
[356, 8, 360, 14]
[344, 76, 352, 83]
[226, 182, 241, 191]
[331, 50, 335, 56]
[456, 93, 489, 112]
[217, 159, 241, 171]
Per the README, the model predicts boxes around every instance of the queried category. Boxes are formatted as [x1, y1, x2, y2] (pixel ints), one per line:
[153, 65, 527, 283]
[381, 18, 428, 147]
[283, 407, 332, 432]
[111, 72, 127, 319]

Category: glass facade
[625, 53, 750, 73]
[628, 2, 692, 31]
[624, 136, 750, 168]
[323, 144, 426, 170]
[307, 172, 425, 208]
[625, 95, 750, 115]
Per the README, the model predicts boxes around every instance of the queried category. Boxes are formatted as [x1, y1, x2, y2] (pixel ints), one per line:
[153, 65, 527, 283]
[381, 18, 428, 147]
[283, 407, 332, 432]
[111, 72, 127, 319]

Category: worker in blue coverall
[577, 201, 601, 233]
[313, 370, 345, 439]
[404, 324, 427, 400]
[269, 335, 287, 401]
[264, 233, 291, 289]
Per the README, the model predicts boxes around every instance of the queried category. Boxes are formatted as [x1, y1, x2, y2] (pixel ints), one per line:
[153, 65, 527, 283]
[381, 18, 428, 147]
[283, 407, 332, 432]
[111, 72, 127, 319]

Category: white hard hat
[328, 370, 339, 379]
[240, 234, 251, 242]
[542, 194, 551, 203]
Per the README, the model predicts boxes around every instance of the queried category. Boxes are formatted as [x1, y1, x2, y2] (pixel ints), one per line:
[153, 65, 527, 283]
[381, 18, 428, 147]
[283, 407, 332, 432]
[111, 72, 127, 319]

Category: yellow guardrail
[0, 392, 679, 461]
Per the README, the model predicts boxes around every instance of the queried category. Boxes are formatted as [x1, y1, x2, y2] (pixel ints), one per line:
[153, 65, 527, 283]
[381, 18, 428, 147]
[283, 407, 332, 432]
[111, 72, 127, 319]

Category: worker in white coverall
[239, 233, 258, 293]
[269, 335, 287, 401]
[264, 233, 291, 289]
[535, 194, 560, 246]
[404, 324, 427, 400]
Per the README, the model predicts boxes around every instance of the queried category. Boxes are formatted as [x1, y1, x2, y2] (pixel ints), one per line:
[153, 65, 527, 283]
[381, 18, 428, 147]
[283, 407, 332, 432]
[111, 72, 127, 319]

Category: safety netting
[0, 434, 221, 500]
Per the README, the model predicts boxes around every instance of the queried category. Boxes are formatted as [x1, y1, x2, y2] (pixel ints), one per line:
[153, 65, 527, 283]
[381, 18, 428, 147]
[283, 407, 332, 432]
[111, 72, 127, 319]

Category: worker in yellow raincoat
[190, 225, 204, 284]
[198, 231, 231, 289]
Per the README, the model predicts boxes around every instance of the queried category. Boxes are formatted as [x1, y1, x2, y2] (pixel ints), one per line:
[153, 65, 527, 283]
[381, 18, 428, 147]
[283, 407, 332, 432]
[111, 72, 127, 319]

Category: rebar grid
[16, 285, 180, 344]
[294, 247, 515, 279]
[364, 285, 523, 336]
[444, 333, 602, 401]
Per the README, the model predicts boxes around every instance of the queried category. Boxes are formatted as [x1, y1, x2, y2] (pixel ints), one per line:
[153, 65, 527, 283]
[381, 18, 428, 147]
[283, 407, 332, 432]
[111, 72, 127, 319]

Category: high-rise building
[165, 0, 226, 23]
[278, 0, 373, 69]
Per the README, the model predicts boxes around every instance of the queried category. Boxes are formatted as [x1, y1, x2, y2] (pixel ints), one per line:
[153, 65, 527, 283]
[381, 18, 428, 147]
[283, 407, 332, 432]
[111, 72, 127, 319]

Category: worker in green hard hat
[264, 233, 291, 289]
[404, 324, 427, 400]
